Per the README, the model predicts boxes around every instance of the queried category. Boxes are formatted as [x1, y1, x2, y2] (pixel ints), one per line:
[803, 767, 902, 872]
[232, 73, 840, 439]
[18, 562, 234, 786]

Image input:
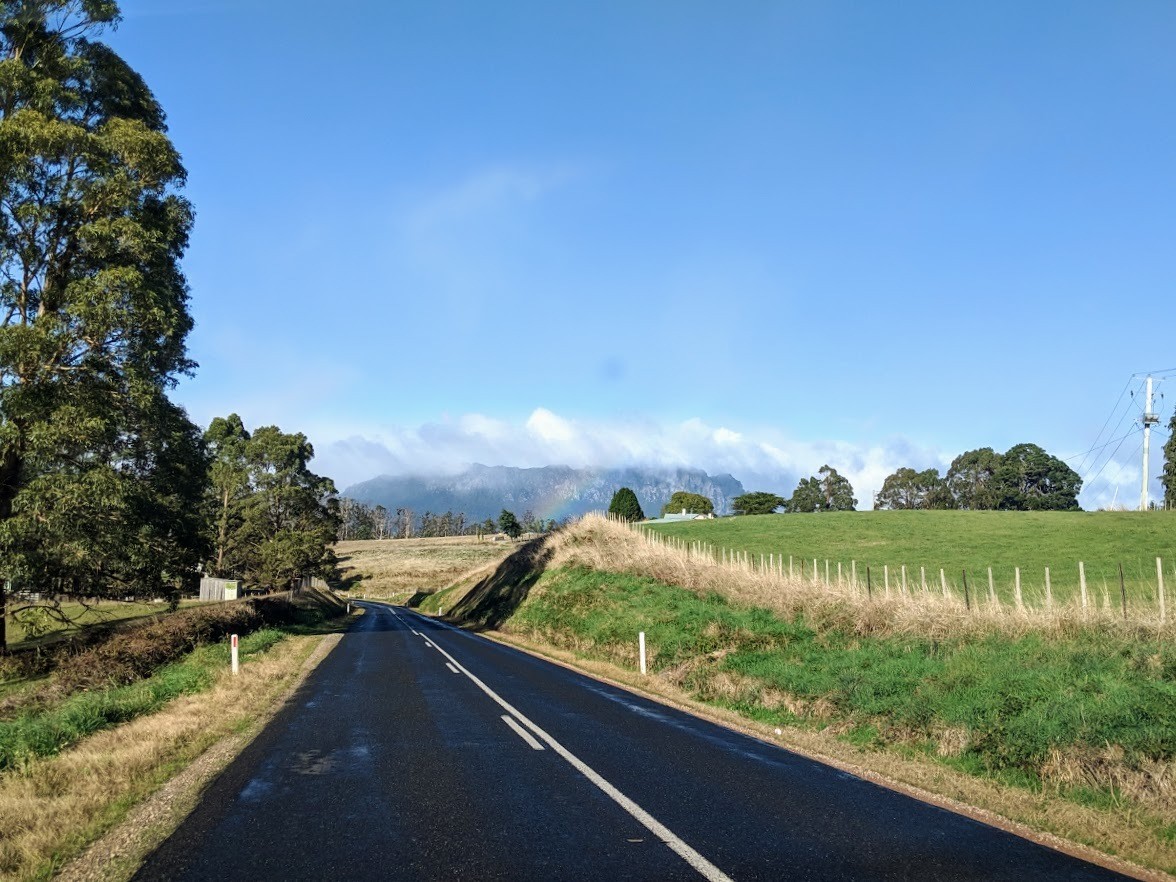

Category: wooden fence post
[920, 566, 927, 594]
[789, 556, 794, 579]
[866, 566, 872, 599]
[987, 567, 996, 606]
[1079, 561, 1088, 612]
[884, 565, 890, 598]
[1044, 567, 1052, 611]
[837, 561, 842, 587]
[1119, 563, 1127, 620]
[825, 559, 830, 587]
[901, 565, 907, 596]
[1158, 557, 1166, 625]
[851, 560, 856, 590]
[940, 568, 948, 601]
[962, 569, 970, 611]
[1014, 567, 1023, 610]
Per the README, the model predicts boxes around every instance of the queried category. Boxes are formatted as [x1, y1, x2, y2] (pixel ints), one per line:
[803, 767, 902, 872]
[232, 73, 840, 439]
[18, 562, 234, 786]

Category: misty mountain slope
[343, 464, 745, 523]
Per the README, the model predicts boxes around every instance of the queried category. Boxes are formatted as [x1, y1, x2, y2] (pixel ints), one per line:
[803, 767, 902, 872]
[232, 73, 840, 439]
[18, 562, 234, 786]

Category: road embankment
[414, 516, 1176, 878]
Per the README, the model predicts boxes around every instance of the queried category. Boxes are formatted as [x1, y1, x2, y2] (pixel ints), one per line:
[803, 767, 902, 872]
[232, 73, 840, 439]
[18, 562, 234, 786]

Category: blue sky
[108, 1, 1176, 507]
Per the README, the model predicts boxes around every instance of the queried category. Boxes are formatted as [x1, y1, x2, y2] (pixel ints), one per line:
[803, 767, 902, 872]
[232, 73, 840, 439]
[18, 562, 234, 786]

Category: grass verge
[506, 567, 1176, 874]
[0, 595, 348, 879]
[426, 518, 1176, 876]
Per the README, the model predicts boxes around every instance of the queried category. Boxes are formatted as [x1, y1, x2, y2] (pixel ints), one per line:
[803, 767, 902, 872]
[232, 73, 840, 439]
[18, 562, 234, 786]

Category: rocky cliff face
[343, 464, 745, 523]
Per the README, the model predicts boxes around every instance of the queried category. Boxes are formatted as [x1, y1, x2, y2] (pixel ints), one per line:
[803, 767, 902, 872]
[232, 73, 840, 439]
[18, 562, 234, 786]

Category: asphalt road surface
[136, 602, 1131, 881]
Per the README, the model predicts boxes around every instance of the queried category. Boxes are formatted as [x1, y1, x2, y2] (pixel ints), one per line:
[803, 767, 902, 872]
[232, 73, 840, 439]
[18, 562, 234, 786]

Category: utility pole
[1141, 375, 1159, 511]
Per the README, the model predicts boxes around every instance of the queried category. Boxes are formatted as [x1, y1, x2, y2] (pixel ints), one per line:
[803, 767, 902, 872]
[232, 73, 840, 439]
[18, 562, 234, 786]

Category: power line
[1082, 427, 1143, 499]
[1080, 378, 1145, 484]
[1067, 429, 1143, 465]
[1075, 376, 1134, 475]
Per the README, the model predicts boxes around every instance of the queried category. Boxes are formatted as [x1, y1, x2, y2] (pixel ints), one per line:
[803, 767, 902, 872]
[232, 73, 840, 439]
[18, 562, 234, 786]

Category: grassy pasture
[334, 536, 513, 600]
[650, 510, 1176, 609]
[6, 599, 202, 650]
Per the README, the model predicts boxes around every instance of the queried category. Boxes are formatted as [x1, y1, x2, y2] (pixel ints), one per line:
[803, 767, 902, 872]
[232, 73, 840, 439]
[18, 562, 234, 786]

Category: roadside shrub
[56, 597, 299, 691]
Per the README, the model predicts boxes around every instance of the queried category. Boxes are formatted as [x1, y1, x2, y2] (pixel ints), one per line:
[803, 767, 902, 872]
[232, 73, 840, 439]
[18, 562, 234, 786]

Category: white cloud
[405, 164, 580, 235]
[315, 407, 949, 508]
[526, 407, 575, 444]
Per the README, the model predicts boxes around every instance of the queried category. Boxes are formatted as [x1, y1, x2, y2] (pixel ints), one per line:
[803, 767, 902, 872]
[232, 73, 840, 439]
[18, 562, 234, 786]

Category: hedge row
[56, 597, 301, 691]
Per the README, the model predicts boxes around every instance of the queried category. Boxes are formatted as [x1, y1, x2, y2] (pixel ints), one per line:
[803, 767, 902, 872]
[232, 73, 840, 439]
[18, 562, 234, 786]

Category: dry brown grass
[334, 536, 513, 600]
[0, 633, 330, 881]
[549, 514, 1170, 640]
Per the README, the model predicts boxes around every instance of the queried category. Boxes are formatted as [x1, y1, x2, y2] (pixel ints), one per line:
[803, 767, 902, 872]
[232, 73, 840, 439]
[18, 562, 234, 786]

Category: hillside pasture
[334, 536, 514, 601]
[649, 510, 1176, 610]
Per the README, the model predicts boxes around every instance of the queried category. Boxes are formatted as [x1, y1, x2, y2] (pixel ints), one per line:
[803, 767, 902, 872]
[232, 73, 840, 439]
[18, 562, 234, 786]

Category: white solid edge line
[391, 608, 734, 882]
[502, 714, 545, 750]
[445, 662, 459, 674]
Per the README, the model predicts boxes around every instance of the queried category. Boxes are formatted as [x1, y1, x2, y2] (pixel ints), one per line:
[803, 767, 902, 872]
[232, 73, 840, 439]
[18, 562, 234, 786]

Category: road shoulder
[56, 631, 344, 882]
[403, 607, 1170, 882]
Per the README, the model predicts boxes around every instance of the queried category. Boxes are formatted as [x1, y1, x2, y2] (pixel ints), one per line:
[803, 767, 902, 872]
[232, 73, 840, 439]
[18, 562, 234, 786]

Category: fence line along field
[648, 509, 1176, 614]
[334, 536, 514, 601]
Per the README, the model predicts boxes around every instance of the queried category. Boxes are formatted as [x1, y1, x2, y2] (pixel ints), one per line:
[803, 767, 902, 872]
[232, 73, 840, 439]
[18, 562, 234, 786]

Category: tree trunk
[215, 487, 230, 576]
[0, 445, 22, 654]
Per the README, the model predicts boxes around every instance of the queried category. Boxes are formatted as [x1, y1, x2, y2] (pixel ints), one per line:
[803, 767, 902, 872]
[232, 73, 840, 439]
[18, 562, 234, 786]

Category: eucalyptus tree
[212, 421, 340, 590]
[731, 491, 785, 515]
[786, 466, 856, 512]
[0, 2, 202, 644]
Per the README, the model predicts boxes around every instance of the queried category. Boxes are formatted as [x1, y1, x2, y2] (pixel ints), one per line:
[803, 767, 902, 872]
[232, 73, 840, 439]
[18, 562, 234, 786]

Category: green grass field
[5, 599, 202, 650]
[650, 510, 1176, 608]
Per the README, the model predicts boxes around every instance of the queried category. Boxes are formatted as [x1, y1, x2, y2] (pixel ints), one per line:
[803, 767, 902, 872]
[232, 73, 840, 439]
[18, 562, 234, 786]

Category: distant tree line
[336, 500, 561, 540]
[733, 465, 857, 515]
[874, 443, 1081, 511]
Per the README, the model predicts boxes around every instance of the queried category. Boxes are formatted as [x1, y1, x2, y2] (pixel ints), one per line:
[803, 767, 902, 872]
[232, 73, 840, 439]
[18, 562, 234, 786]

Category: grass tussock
[0, 633, 324, 881]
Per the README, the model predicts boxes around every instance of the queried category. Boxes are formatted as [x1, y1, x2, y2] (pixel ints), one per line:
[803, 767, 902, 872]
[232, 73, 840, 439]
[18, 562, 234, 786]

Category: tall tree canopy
[881, 444, 1081, 512]
[0, 2, 202, 642]
[990, 443, 1081, 511]
[205, 417, 340, 590]
[660, 491, 713, 517]
[874, 467, 947, 510]
[1162, 413, 1176, 510]
[732, 491, 785, 515]
[607, 486, 644, 521]
[786, 465, 856, 512]
[944, 448, 1001, 510]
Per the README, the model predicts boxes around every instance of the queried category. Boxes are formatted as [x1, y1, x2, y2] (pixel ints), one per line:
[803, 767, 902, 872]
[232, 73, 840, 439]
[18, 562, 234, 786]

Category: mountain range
[342, 464, 745, 523]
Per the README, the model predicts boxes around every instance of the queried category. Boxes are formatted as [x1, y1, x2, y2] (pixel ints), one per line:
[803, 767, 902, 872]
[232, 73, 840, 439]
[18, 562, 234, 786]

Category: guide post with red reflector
[231, 633, 239, 675]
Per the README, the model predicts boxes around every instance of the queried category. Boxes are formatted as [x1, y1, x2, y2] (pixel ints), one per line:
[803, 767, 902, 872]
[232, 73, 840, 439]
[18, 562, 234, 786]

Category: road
[136, 602, 1130, 881]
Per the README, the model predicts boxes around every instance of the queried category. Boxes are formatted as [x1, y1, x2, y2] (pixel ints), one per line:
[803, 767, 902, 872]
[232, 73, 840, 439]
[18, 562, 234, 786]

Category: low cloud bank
[318, 408, 948, 510]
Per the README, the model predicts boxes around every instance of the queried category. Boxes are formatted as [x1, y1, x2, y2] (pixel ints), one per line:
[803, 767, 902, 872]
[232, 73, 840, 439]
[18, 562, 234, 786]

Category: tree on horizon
[608, 487, 645, 521]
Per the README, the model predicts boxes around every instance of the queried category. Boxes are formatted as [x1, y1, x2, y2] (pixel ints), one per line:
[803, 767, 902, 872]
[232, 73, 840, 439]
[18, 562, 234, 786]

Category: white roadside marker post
[231, 633, 239, 676]
[639, 631, 647, 675]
